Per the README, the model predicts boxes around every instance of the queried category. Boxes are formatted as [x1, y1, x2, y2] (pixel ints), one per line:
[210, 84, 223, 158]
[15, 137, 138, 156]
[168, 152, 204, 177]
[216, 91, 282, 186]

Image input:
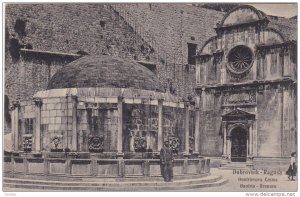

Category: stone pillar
[157, 99, 163, 151]
[71, 95, 78, 151]
[33, 98, 42, 152]
[11, 101, 20, 151]
[117, 96, 124, 158]
[194, 97, 200, 155]
[221, 122, 228, 166]
[222, 122, 227, 156]
[253, 119, 258, 157]
[247, 122, 254, 168]
[248, 121, 253, 156]
[184, 102, 190, 156]
[196, 61, 201, 84]
[283, 47, 291, 77]
[43, 152, 49, 177]
[226, 136, 231, 159]
[90, 154, 98, 177]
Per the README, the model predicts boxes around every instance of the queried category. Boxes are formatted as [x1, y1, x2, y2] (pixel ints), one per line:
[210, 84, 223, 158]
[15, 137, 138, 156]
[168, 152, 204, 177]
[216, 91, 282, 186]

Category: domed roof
[47, 55, 165, 92]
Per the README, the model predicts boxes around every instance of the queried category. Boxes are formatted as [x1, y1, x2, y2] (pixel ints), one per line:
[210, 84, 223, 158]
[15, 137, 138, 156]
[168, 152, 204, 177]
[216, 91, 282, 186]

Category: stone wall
[123, 104, 158, 152]
[118, 3, 224, 97]
[119, 3, 223, 65]
[5, 3, 159, 133]
[40, 97, 73, 151]
[199, 91, 223, 156]
[4, 3, 223, 134]
[5, 3, 224, 106]
[5, 3, 156, 103]
[257, 87, 282, 157]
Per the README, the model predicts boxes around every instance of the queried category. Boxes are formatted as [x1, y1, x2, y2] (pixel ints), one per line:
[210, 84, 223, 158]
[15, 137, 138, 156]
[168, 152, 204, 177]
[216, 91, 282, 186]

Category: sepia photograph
[2, 1, 298, 193]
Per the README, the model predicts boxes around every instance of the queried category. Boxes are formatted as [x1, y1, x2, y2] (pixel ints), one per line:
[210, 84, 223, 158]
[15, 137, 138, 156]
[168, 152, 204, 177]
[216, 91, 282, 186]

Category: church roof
[47, 55, 165, 92]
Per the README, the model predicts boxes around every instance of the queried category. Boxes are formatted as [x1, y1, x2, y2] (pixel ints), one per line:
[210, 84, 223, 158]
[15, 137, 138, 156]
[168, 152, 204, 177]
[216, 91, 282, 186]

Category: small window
[25, 118, 34, 134]
[187, 43, 197, 65]
[100, 21, 106, 28]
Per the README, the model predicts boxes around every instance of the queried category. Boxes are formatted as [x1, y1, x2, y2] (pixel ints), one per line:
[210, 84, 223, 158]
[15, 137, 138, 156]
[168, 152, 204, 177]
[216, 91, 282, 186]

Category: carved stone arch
[262, 28, 285, 44]
[219, 5, 266, 27]
[199, 36, 218, 54]
[227, 123, 249, 137]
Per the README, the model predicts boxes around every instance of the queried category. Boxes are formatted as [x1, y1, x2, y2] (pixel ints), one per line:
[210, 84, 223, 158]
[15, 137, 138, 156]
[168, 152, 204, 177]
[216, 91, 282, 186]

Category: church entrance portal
[230, 127, 247, 162]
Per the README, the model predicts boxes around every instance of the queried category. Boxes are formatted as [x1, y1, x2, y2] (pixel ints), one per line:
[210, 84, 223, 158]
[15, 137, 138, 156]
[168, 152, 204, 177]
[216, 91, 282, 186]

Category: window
[25, 118, 34, 134]
[227, 45, 253, 75]
[187, 43, 197, 65]
[100, 21, 106, 28]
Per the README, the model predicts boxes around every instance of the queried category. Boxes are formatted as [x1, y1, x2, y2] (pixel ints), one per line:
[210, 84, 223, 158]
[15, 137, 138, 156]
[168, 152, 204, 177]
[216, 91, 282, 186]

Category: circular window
[227, 45, 253, 74]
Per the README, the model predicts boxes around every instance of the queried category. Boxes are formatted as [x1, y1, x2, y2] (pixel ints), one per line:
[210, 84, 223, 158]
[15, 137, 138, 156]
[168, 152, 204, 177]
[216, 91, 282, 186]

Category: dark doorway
[231, 127, 247, 162]
[187, 43, 197, 65]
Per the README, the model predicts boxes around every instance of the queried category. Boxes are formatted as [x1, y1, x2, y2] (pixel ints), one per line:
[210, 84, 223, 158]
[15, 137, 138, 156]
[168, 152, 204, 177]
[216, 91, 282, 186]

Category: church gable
[195, 5, 297, 86]
[220, 5, 265, 27]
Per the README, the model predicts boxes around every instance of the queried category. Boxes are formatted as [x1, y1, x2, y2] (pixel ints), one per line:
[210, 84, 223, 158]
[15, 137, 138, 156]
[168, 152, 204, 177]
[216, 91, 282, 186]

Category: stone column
[221, 121, 228, 166]
[33, 98, 42, 152]
[157, 99, 163, 151]
[11, 101, 20, 151]
[71, 95, 78, 151]
[246, 122, 254, 168]
[248, 121, 253, 156]
[194, 97, 200, 155]
[283, 47, 291, 77]
[117, 96, 124, 158]
[226, 137, 231, 158]
[222, 122, 227, 156]
[184, 102, 190, 156]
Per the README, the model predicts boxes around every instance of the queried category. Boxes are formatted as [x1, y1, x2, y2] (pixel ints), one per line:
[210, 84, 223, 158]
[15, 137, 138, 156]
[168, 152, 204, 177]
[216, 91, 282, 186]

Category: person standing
[160, 140, 174, 182]
[286, 152, 297, 181]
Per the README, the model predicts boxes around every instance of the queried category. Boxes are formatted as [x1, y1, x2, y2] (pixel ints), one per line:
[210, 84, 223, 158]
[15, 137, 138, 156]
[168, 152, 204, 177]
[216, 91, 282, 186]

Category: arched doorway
[230, 127, 247, 162]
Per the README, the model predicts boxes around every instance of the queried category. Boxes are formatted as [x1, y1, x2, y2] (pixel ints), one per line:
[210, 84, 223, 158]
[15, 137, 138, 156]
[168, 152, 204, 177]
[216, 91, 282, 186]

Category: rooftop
[47, 55, 165, 92]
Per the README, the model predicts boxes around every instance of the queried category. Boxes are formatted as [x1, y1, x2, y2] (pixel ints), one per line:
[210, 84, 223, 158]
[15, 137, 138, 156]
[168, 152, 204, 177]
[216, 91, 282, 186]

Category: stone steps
[219, 162, 250, 170]
[3, 175, 228, 191]
[3, 172, 209, 182]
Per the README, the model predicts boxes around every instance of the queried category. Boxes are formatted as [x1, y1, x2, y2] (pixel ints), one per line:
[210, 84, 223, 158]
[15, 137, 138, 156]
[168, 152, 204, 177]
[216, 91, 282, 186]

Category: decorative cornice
[196, 77, 296, 91]
[215, 18, 269, 33]
[255, 41, 296, 52]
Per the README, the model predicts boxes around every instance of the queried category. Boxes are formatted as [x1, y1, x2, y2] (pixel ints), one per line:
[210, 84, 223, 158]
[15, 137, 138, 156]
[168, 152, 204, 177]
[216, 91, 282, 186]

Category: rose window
[227, 45, 253, 74]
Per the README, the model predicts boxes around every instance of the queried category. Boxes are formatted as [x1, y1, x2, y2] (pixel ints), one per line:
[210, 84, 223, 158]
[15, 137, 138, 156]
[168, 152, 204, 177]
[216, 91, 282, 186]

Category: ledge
[20, 49, 82, 58]
[196, 77, 296, 90]
[214, 18, 269, 31]
[255, 41, 296, 49]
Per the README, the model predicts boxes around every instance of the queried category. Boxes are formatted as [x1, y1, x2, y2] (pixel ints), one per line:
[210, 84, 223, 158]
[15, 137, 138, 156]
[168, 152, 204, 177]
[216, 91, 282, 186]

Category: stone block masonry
[5, 3, 224, 106]
[118, 3, 224, 98]
[5, 3, 156, 104]
[4, 3, 225, 134]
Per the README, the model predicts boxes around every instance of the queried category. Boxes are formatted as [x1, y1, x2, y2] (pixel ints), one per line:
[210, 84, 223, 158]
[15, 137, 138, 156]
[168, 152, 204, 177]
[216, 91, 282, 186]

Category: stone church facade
[195, 5, 297, 168]
[4, 4, 297, 170]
